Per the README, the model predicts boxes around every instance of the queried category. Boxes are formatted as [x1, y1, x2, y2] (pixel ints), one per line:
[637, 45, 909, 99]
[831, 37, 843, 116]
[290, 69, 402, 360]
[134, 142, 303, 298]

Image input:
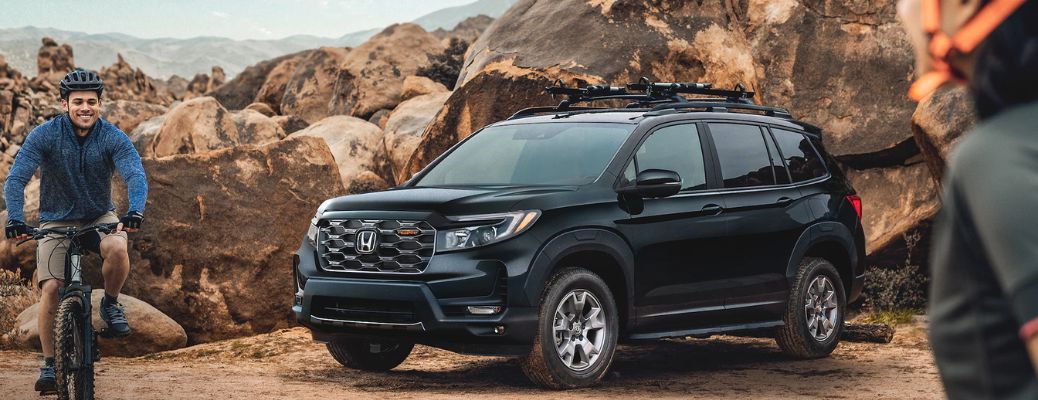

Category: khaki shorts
[36, 211, 127, 287]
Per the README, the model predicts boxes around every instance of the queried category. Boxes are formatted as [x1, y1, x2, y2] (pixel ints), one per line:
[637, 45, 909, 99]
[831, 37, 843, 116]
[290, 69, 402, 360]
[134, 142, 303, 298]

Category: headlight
[438, 210, 541, 251]
[306, 217, 319, 247]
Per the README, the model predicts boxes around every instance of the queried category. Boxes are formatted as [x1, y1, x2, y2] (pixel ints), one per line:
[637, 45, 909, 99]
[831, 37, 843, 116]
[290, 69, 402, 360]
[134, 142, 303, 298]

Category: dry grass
[0, 268, 38, 348]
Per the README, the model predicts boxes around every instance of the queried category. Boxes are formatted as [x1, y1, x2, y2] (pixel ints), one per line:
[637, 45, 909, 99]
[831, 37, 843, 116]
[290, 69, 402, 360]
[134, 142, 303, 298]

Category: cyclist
[3, 68, 148, 394]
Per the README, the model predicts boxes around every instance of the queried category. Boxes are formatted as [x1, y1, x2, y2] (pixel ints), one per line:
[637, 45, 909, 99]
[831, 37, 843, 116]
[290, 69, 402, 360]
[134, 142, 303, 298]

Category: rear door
[704, 122, 813, 320]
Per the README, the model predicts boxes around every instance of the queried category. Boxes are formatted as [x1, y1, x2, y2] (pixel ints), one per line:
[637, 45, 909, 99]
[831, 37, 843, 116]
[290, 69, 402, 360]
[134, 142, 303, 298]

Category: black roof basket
[508, 77, 792, 120]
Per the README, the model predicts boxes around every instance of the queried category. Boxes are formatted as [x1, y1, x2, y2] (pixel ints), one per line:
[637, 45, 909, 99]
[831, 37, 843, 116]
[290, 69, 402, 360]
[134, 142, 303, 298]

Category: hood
[317, 185, 580, 217]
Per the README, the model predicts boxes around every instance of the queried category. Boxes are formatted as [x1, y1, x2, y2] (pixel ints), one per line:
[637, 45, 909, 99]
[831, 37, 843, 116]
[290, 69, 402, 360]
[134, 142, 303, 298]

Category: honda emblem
[355, 230, 378, 254]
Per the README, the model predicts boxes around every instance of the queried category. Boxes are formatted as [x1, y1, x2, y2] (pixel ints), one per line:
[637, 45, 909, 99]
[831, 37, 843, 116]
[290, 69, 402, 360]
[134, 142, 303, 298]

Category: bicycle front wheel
[55, 296, 94, 400]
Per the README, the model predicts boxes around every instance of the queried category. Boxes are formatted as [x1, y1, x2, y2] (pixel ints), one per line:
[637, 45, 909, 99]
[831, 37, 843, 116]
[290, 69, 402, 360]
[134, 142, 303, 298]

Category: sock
[43, 357, 54, 367]
[103, 293, 119, 306]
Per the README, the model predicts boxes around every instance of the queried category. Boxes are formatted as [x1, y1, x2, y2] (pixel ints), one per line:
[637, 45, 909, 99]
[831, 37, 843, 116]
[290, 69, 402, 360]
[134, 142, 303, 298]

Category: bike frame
[59, 234, 97, 371]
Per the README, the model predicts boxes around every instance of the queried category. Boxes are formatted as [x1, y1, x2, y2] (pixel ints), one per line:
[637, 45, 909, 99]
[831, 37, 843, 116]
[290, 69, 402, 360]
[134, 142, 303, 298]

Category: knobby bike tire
[55, 296, 94, 400]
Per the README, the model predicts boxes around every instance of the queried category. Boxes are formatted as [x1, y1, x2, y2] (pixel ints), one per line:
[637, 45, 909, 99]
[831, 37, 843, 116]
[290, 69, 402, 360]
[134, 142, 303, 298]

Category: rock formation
[30, 37, 74, 92]
[101, 99, 168, 133]
[383, 91, 450, 184]
[280, 47, 349, 124]
[98, 54, 176, 106]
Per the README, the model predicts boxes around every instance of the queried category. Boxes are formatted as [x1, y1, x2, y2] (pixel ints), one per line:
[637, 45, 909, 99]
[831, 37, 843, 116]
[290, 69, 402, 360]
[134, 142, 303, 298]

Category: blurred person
[899, 0, 1038, 398]
[3, 68, 148, 394]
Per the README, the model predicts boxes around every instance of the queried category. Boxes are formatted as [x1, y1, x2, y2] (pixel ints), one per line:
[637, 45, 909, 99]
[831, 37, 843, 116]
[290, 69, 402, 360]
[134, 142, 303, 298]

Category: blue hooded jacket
[3, 114, 148, 223]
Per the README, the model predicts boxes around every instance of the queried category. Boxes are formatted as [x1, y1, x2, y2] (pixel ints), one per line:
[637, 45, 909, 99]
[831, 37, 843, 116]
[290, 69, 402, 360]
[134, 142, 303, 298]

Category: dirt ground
[0, 320, 943, 399]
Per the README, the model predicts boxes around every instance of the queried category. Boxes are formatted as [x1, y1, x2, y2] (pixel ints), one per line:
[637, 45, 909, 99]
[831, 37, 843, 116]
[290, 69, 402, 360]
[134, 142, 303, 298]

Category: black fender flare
[785, 221, 861, 288]
[520, 228, 635, 331]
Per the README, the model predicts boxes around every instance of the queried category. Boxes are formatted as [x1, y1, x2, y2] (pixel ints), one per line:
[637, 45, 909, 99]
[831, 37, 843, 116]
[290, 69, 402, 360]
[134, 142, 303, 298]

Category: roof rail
[506, 77, 792, 121]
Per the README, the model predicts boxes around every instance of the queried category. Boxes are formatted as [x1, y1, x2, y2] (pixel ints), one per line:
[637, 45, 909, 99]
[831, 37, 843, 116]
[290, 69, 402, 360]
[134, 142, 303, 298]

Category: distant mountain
[0, 0, 516, 80]
[413, 0, 517, 31]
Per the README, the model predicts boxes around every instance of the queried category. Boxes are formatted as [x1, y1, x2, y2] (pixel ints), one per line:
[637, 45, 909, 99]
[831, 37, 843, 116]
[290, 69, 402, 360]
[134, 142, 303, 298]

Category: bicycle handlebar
[16, 222, 121, 246]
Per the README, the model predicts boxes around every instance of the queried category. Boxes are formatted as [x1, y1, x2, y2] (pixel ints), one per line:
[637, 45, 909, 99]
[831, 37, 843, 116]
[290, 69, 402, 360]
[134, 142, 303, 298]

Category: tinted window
[763, 130, 791, 184]
[709, 123, 776, 188]
[771, 128, 827, 182]
[416, 123, 631, 186]
[630, 124, 707, 191]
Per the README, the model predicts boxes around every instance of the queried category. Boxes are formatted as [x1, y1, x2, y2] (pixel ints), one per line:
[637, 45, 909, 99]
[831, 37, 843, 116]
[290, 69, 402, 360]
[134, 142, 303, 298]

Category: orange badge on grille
[396, 228, 421, 237]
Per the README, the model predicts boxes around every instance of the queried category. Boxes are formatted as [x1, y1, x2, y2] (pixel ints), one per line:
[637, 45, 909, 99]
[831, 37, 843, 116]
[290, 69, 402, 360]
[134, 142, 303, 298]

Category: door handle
[776, 197, 793, 206]
[701, 204, 724, 215]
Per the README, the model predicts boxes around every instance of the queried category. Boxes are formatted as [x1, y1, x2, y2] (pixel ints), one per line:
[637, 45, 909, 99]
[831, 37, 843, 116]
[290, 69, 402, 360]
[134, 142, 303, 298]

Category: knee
[40, 279, 62, 299]
[100, 237, 128, 260]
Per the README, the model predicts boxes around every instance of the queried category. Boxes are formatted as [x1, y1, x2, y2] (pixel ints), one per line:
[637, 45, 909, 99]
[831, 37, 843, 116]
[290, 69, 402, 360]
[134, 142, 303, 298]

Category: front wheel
[55, 296, 94, 400]
[326, 340, 414, 371]
[776, 257, 846, 359]
[520, 267, 619, 389]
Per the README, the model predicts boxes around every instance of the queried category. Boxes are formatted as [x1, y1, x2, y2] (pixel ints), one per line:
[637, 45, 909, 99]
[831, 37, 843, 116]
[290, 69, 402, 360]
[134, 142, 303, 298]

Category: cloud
[211, 11, 229, 18]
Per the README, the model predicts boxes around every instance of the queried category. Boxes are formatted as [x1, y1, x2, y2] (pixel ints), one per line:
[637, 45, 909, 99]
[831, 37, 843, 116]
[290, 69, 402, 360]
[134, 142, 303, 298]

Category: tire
[55, 296, 94, 400]
[326, 340, 414, 371]
[776, 257, 846, 359]
[520, 267, 619, 389]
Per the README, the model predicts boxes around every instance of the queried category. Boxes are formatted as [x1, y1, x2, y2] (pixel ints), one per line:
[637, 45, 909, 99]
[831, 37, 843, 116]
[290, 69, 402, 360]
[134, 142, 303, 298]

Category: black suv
[293, 81, 865, 389]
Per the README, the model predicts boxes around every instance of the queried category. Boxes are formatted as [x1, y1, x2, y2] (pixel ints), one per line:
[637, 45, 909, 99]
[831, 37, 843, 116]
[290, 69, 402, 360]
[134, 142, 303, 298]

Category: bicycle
[19, 222, 120, 400]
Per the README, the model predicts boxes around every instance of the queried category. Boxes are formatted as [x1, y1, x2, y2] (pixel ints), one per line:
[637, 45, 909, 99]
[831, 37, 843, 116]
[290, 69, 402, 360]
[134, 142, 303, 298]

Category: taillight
[846, 194, 862, 219]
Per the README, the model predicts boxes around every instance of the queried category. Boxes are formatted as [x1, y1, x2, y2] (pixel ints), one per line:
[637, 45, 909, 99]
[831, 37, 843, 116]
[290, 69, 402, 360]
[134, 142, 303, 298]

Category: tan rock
[289, 115, 392, 187]
[368, 109, 391, 129]
[400, 76, 448, 101]
[129, 114, 166, 155]
[911, 85, 977, 184]
[114, 136, 344, 343]
[346, 170, 391, 195]
[329, 24, 445, 119]
[0, 178, 41, 274]
[32, 37, 74, 90]
[147, 97, 284, 157]
[101, 100, 168, 133]
[245, 102, 276, 117]
[383, 92, 450, 184]
[281, 47, 349, 124]
[254, 52, 309, 114]
[7, 292, 187, 357]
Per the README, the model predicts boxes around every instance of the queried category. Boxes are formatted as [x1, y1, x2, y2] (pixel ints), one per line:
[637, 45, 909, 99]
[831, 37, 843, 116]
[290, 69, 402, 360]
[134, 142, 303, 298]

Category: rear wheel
[55, 296, 94, 400]
[520, 267, 618, 389]
[326, 340, 414, 371]
[776, 257, 846, 359]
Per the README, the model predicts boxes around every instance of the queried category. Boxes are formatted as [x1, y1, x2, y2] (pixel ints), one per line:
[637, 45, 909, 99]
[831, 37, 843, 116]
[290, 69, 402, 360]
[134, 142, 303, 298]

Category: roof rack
[508, 77, 792, 120]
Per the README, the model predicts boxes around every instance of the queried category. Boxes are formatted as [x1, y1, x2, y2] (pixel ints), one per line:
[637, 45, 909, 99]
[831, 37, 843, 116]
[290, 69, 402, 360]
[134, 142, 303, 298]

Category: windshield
[416, 122, 632, 187]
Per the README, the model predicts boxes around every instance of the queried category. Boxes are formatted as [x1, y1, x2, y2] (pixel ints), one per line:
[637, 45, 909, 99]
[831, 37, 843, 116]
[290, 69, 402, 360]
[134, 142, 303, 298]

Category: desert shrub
[0, 268, 38, 347]
[416, 38, 469, 90]
[863, 231, 929, 311]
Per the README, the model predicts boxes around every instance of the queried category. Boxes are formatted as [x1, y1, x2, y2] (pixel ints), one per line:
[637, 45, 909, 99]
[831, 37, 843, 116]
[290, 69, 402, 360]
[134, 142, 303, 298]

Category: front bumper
[293, 229, 543, 356]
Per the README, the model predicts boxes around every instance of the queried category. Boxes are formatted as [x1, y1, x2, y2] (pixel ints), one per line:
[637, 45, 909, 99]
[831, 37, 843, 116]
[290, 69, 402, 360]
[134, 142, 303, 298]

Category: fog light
[466, 306, 503, 315]
[494, 325, 506, 335]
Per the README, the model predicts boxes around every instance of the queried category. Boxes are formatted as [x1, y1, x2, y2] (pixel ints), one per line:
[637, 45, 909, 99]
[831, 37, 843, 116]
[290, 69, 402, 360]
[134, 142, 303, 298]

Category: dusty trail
[0, 321, 942, 399]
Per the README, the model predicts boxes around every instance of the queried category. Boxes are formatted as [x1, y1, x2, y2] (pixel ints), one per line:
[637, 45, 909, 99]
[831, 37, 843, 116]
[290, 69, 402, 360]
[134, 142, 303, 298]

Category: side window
[763, 131, 791, 184]
[628, 124, 707, 191]
[708, 123, 777, 188]
[771, 128, 828, 182]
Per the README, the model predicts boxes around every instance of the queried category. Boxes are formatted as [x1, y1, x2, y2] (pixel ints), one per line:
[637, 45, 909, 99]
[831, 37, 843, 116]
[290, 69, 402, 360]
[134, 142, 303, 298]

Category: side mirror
[618, 169, 681, 198]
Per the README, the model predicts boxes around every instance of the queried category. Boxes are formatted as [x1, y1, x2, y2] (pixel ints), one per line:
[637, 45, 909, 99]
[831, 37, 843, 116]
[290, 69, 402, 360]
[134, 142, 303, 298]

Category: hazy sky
[1, 0, 479, 40]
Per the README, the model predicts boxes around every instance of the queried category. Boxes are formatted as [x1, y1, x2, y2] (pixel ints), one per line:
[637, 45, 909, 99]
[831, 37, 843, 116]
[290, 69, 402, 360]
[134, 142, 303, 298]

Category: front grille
[311, 296, 417, 324]
[318, 219, 435, 273]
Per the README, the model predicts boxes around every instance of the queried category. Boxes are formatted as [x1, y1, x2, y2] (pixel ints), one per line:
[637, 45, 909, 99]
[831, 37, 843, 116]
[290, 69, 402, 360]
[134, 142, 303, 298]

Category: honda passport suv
[293, 80, 866, 389]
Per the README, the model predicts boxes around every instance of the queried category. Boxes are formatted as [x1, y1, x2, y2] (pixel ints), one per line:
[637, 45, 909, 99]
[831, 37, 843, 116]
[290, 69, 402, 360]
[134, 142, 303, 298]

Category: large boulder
[128, 114, 166, 155]
[6, 292, 187, 357]
[844, 162, 940, 258]
[383, 92, 450, 184]
[117, 136, 345, 343]
[431, 15, 495, 43]
[281, 47, 349, 124]
[212, 50, 310, 110]
[145, 96, 285, 157]
[0, 177, 41, 277]
[101, 100, 168, 134]
[329, 24, 445, 119]
[289, 116, 392, 187]
[254, 52, 311, 114]
[911, 85, 977, 184]
[98, 54, 176, 106]
[271, 115, 309, 135]
[446, 0, 913, 161]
